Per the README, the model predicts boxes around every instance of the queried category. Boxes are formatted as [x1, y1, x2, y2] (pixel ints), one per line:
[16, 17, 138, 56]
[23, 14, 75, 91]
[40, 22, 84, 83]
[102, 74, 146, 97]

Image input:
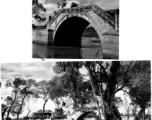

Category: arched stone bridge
[33, 5, 119, 58]
[72, 111, 100, 120]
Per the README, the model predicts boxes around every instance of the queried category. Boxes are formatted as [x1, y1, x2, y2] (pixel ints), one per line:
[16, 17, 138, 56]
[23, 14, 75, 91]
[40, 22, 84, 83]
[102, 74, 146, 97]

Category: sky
[38, 0, 119, 10]
[1, 62, 129, 118]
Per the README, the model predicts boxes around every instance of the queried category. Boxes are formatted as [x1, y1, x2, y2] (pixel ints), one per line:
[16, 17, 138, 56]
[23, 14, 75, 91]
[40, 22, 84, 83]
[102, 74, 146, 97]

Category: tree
[32, 0, 38, 6]
[10, 99, 22, 118]
[46, 76, 63, 101]
[51, 65, 93, 111]
[57, 0, 67, 8]
[47, 76, 70, 115]
[35, 80, 50, 120]
[16, 79, 36, 120]
[32, 0, 46, 23]
[61, 0, 67, 8]
[53, 61, 150, 120]
[5, 78, 26, 119]
[129, 62, 151, 120]
[57, 2, 61, 8]
[84, 61, 151, 120]
[25, 95, 31, 120]
[4, 95, 22, 119]
[70, 2, 79, 8]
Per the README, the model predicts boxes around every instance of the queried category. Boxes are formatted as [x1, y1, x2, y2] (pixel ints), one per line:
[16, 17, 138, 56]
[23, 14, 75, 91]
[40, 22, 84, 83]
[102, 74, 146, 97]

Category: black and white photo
[1, 61, 151, 120]
[32, 0, 119, 59]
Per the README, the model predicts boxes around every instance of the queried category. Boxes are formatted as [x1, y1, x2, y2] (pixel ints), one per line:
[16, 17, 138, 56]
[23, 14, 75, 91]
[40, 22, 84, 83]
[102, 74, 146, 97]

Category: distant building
[32, 110, 52, 119]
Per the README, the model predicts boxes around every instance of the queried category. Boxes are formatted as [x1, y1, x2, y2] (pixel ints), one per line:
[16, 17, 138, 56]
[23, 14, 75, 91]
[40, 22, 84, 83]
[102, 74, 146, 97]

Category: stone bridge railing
[48, 5, 115, 28]
[91, 5, 115, 28]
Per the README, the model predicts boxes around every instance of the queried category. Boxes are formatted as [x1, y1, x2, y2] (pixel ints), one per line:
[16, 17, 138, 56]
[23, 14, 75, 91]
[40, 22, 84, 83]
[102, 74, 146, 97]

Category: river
[33, 29, 103, 59]
[32, 38, 103, 59]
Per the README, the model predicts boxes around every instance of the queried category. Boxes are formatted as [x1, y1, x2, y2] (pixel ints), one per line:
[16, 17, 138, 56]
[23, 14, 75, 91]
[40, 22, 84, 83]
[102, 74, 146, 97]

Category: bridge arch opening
[53, 16, 101, 48]
[76, 111, 99, 120]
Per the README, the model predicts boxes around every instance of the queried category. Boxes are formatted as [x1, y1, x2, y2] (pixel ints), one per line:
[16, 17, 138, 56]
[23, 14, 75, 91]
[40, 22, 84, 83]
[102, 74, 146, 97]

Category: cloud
[39, 0, 119, 9]
[95, 0, 119, 10]
[1, 62, 55, 83]
[1, 62, 56, 100]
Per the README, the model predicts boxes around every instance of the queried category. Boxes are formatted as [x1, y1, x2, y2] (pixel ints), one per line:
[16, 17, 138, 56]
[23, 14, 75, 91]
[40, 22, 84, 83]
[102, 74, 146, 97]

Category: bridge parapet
[91, 5, 115, 28]
[48, 5, 116, 29]
[48, 5, 92, 28]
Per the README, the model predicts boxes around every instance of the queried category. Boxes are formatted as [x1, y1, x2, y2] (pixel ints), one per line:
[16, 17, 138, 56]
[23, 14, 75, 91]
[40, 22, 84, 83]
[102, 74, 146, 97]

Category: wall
[32, 29, 49, 45]
[102, 34, 119, 59]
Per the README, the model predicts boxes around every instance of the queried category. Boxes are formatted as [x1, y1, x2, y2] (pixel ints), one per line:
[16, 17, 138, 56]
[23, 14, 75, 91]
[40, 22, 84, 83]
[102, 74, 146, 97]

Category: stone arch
[53, 13, 103, 49]
[76, 111, 98, 120]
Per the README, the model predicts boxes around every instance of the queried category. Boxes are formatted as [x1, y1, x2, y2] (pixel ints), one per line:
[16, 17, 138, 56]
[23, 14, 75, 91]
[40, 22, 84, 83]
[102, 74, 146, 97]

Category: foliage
[57, 0, 67, 8]
[16, 79, 36, 119]
[35, 80, 49, 99]
[70, 2, 79, 8]
[129, 70, 150, 108]
[129, 78, 150, 108]
[128, 61, 151, 120]
[32, 0, 46, 23]
[47, 76, 66, 100]
[53, 107, 67, 119]
[50, 65, 93, 111]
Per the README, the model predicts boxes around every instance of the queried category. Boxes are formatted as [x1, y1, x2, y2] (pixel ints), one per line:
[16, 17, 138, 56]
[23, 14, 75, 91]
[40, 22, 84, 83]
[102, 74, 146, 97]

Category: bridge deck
[48, 4, 119, 30]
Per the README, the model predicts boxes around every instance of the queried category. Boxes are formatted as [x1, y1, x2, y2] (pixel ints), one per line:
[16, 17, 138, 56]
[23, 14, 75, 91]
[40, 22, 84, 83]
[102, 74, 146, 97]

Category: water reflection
[33, 43, 103, 59]
[32, 26, 103, 59]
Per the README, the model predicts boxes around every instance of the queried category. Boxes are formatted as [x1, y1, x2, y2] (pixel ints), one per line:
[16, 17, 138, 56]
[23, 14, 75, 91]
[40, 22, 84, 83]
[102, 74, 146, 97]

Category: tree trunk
[6, 92, 17, 119]
[134, 107, 145, 120]
[98, 83, 106, 120]
[103, 86, 122, 120]
[142, 108, 145, 120]
[2, 107, 8, 120]
[104, 100, 122, 120]
[26, 110, 31, 120]
[87, 67, 103, 120]
[17, 95, 27, 120]
[41, 99, 48, 120]
[7, 105, 13, 119]
[103, 62, 121, 120]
